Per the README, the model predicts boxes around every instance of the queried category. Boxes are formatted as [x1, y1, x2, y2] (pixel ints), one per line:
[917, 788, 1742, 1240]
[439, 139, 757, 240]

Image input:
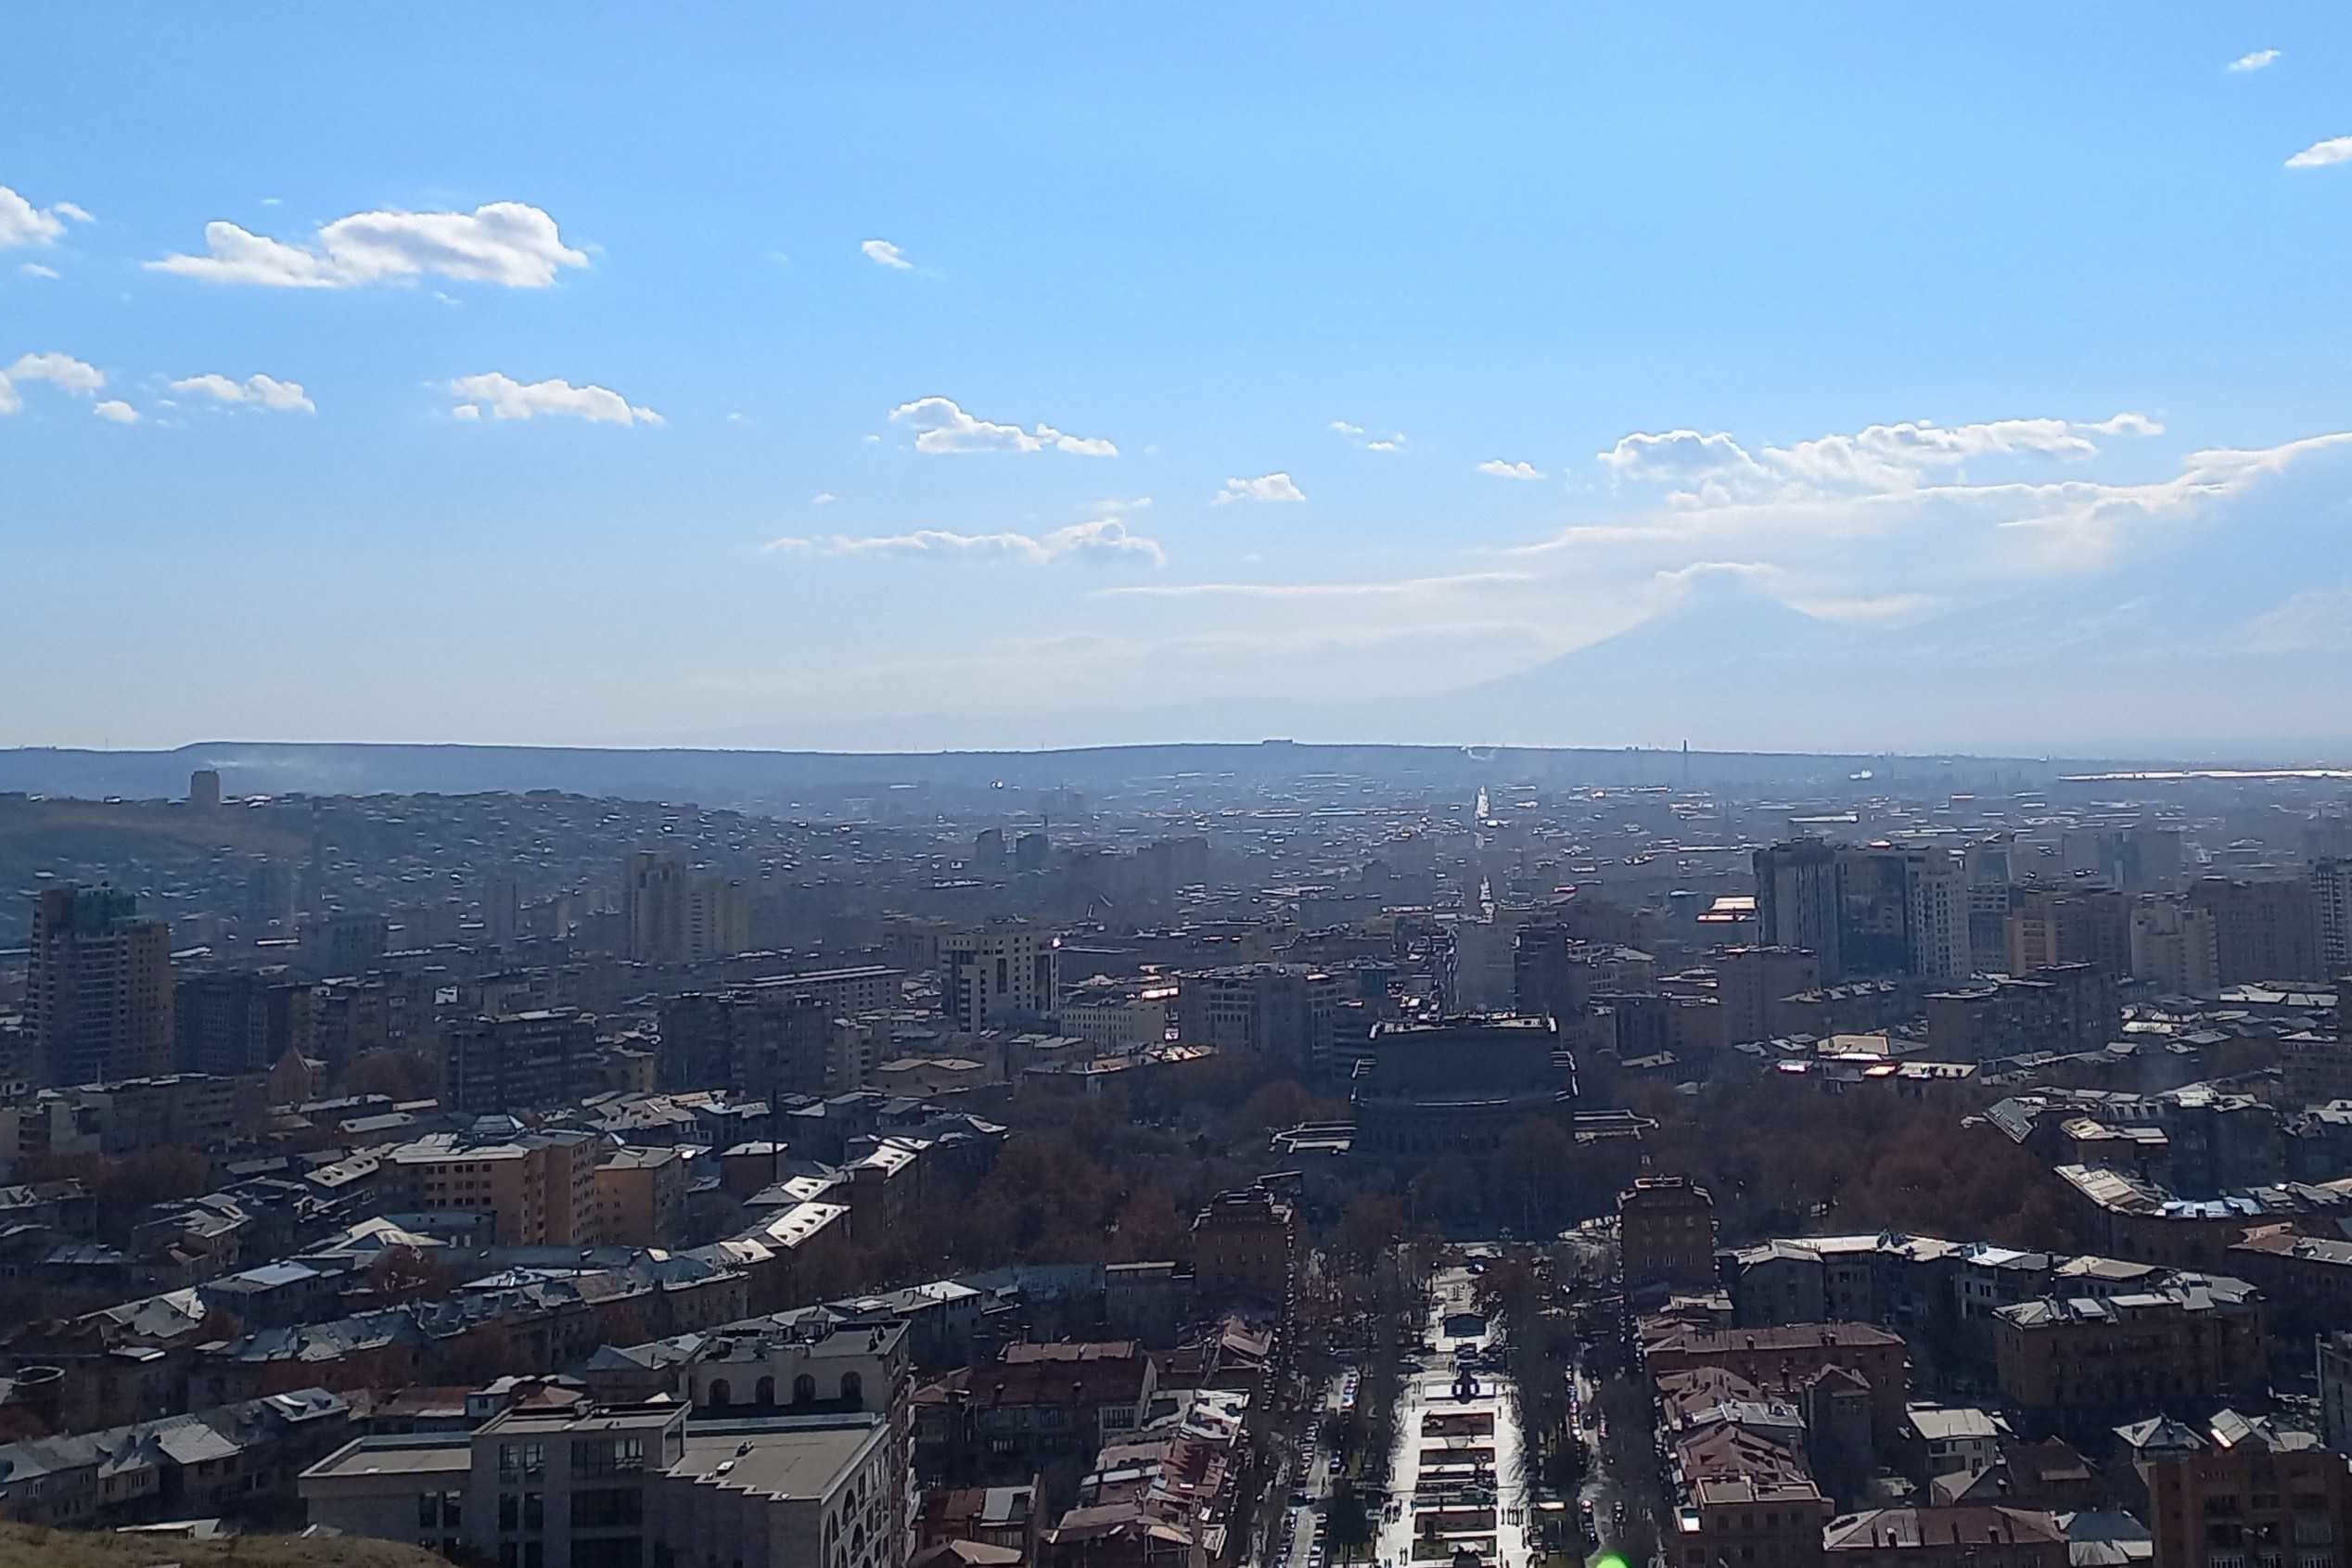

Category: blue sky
[6, 6, 2350, 752]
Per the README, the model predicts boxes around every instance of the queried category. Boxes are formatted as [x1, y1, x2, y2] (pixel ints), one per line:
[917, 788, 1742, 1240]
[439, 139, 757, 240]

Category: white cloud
[888, 395, 1116, 455]
[1597, 428, 1769, 484]
[1331, 420, 1406, 453]
[147, 202, 586, 287]
[1213, 472, 1306, 504]
[2287, 136, 2352, 170]
[447, 373, 660, 426]
[766, 514, 1163, 567]
[169, 372, 316, 414]
[1600, 413, 2163, 496]
[861, 238, 913, 270]
[0, 351, 105, 414]
[0, 185, 90, 249]
[92, 400, 139, 425]
[2228, 48, 2280, 72]
[811, 491, 837, 505]
[1477, 459, 1545, 480]
[1102, 569, 1529, 602]
[18, 262, 58, 280]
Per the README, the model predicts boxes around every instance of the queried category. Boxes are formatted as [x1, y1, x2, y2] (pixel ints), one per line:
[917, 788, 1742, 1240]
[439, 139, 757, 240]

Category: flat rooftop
[302, 1435, 470, 1481]
[671, 1425, 878, 1498]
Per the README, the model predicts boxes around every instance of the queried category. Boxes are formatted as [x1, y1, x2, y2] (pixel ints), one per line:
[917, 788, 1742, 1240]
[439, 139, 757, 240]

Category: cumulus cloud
[0, 351, 104, 414]
[147, 202, 586, 287]
[169, 372, 316, 414]
[92, 400, 139, 424]
[1213, 472, 1306, 504]
[1476, 459, 1545, 480]
[2228, 48, 2280, 72]
[766, 514, 1164, 567]
[448, 373, 660, 426]
[19, 262, 58, 280]
[2287, 136, 2352, 170]
[1328, 421, 1364, 437]
[0, 185, 90, 249]
[888, 396, 1116, 455]
[811, 491, 837, 505]
[1599, 413, 2163, 496]
[861, 238, 913, 270]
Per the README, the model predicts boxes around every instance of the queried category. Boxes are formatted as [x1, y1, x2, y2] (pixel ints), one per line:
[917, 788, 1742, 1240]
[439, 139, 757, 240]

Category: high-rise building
[2313, 859, 2352, 981]
[2006, 888, 2131, 981]
[658, 988, 833, 1101]
[942, 924, 1059, 1032]
[27, 886, 174, 1087]
[441, 1008, 595, 1115]
[484, 874, 520, 947]
[2191, 874, 2321, 983]
[2128, 897, 2220, 998]
[187, 768, 222, 810]
[1756, 842, 1845, 981]
[622, 851, 749, 963]
[174, 968, 318, 1077]
[300, 911, 389, 978]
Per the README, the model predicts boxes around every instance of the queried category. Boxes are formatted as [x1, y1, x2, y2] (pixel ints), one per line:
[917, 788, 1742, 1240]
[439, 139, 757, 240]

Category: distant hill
[0, 1522, 443, 1568]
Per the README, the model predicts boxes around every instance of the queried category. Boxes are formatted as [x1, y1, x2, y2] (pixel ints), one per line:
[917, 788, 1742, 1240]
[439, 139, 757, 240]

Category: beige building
[596, 1145, 689, 1247]
[2128, 897, 2220, 998]
[942, 926, 1059, 1032]
[390, 1126, 605, 1246]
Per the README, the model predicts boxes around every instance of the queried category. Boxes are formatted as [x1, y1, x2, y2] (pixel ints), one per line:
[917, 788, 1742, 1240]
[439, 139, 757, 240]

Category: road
[1274, 1370, 1354, 1568]
[1373, 1264, 1538, 1568]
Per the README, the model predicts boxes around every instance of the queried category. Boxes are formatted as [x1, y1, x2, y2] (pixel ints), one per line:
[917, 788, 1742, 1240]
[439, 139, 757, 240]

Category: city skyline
[8, 6, 2352, 752]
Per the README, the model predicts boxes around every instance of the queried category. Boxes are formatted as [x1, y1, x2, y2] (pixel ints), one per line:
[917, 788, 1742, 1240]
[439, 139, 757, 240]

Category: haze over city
[8, 7, 2352, 755]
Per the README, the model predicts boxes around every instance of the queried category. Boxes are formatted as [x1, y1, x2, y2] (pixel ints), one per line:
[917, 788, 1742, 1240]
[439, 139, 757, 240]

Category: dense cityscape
[0, 743, 2347, 1568]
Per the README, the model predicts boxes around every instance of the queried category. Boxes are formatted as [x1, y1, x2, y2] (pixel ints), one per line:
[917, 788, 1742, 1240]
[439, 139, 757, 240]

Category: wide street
[1373, 1263, 1537, 1568]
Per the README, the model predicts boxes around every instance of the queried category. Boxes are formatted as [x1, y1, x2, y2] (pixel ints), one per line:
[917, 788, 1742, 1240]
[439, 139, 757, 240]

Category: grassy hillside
[0, 1521, 446, 1568]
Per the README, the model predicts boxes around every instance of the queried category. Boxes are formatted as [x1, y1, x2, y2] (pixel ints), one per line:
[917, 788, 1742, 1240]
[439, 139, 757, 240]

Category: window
[795, 1374, 817, 1404]
[840, 1370, 863, 1403]
[757, 1377, 775, 1407]
[709, 1378, 733, 1408]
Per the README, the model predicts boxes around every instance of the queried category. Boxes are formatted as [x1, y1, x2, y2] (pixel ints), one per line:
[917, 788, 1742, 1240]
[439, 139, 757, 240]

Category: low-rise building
[1822, 1506, 2067, 1568]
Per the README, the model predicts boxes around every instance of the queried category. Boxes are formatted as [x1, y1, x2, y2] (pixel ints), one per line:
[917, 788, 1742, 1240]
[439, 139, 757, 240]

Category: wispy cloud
[889, 395, 1116, 455]
[1213, 472, 1305, 504]
[1476, 459, 1545, 480]
[147, 202, 586, 287]
[170, 372, 316, 414]
[767, 515, 1163, 567]
[2286, 136, 2352, 170]
[1331, 419, 1406, 453]
[448, 373, 660, 426]
[18, 262, 58, 280]
[861, 238, 913, 270]
[811, 491, 837, 505]
[2227, 48, 2281, 72]
[1102, 570, 1529, 602]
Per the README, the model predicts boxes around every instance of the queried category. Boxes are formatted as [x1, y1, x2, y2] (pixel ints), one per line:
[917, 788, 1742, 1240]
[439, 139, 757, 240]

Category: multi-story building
[2005, 889, 2132, 982]
[2129, 897, 2221, 998]
[1191, 1184, 1297, 1304]
[595, 1145, 689, 1248]
[27, 886, 173, 1087]
[913, 1344, 1157, 1482]
[1349, 1015, 1571, 1158]
[300, 1400, 908, 1568]
[2314, 859, 2352, 980]
[2143, 1410, 2352, 1568]
[1674, 1472, 1832, 1568]
[2191, 874, 2321, 984]
[1991, 1281, 2265, 1430]
[1715, 947, 1822, 1047]
[621, 851, 749, 964]
[1757, 842, 1846, 983]
[1058, 978, 1175, 1053]
[1620, 1175, 1719, 1289]
[299, 911, 390, 979]
[2320, 1331, 2352, 1450]
[1643, 1323, 1910, 1442]
[658, 988, 833, 1101]
[1174, 964, 1336, 1076]
[174, 967, 317, 1077]
[1822, 1507, 2068, 1568]
[942, 926, 1060, 1032]
[443, 1008, 595, 1115]
[389, 1125, 605, 1246]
